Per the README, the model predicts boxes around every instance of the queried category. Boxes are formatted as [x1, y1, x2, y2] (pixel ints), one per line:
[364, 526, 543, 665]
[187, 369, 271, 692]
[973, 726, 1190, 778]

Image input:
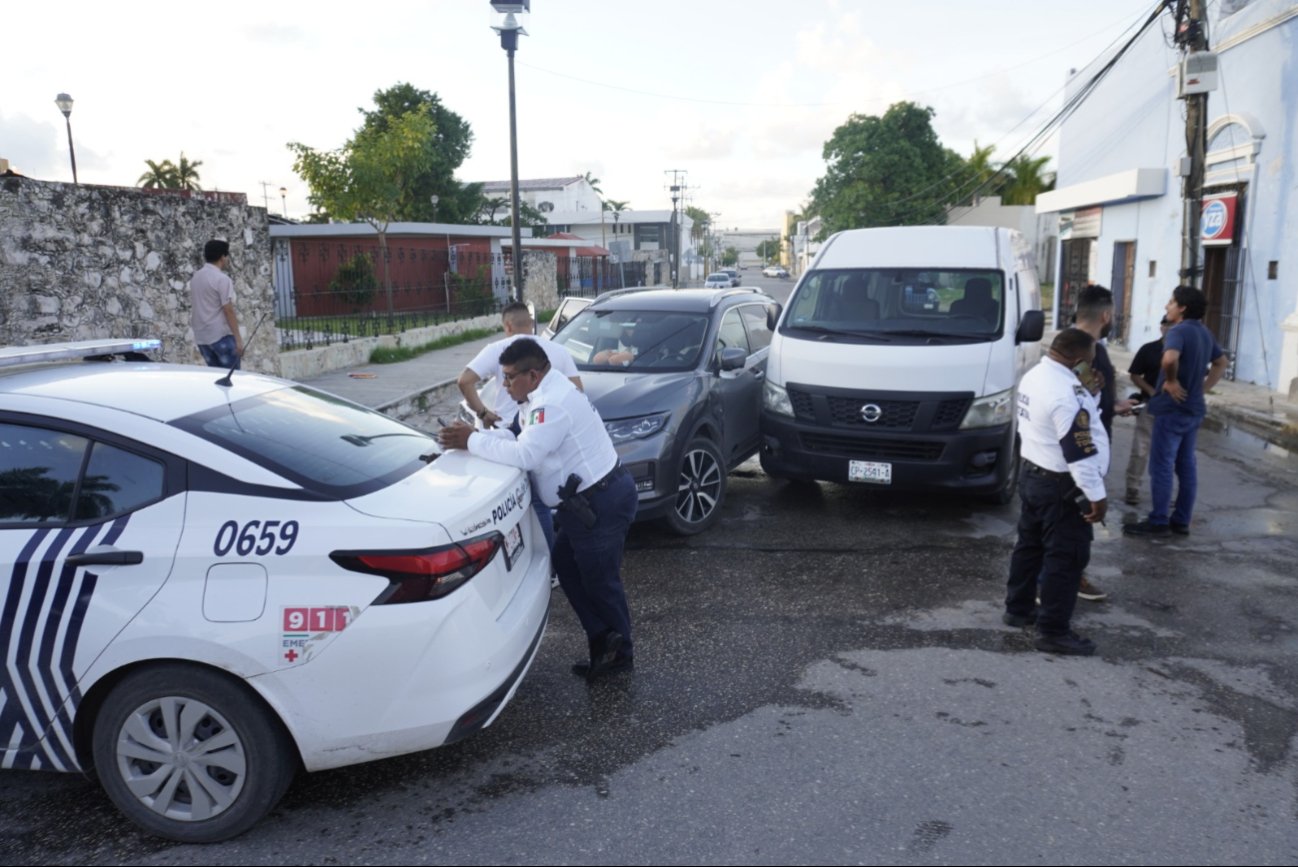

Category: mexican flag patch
[529, 408, 546, 425]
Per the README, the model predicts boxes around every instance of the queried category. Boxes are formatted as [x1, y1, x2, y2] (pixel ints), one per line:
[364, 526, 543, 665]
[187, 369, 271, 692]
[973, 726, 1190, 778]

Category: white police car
[0, 340, 550, 842]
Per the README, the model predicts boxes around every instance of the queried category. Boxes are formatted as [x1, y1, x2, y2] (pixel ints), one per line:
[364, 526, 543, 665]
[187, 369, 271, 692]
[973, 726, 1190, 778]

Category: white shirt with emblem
[467, 369, 618, 507]
[466, 334, 580, 422]
[1016, 356, 1111, 502]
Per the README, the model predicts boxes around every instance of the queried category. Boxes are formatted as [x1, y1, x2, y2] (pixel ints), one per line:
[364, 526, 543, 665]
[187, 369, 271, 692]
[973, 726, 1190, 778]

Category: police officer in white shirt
[1005, 328, 1110, 656]
[440, 338, 638, 679]
[458, 302, 583, 554]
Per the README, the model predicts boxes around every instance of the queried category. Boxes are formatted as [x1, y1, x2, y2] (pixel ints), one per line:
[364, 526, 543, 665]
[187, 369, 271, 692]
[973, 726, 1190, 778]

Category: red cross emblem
[284, 648, 299, 663]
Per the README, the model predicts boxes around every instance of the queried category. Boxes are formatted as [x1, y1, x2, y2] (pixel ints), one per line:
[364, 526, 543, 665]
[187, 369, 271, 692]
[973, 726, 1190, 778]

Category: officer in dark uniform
[1005, 328, 1110, 656]
[439, 338, 638, 679]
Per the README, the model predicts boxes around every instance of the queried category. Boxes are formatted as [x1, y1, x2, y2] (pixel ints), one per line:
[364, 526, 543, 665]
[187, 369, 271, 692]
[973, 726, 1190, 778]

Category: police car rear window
[171, 386, 434, 498]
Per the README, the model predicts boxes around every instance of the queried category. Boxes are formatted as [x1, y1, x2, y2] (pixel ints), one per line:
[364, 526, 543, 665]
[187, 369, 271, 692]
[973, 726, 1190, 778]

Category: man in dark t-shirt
[1123, 318, 1170, 504]
[1124, 287, 1228, 537]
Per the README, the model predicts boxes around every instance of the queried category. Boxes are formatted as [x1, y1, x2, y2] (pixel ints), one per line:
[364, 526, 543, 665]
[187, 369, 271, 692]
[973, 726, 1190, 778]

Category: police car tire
[664, 437, 727, 535]
[92, 664, 297, 843]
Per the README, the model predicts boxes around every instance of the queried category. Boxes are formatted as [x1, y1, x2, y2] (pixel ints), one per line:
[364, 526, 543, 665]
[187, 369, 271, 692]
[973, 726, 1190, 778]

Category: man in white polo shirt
[189, 239, 243, 368]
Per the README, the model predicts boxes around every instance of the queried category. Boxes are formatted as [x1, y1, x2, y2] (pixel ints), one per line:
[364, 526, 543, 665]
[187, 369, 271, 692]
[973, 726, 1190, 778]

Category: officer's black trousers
[1005, 469, 1093, 636]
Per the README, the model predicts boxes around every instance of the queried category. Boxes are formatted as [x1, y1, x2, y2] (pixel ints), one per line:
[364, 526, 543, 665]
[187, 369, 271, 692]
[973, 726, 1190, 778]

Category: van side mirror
[1016, 310, 1045, 344]
[767, 303, 783, 331]
[718, 347, 748, 372]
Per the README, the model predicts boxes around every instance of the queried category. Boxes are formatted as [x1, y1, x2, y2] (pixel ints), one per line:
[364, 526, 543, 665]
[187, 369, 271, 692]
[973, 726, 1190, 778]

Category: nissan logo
[860, 403, 883, 423]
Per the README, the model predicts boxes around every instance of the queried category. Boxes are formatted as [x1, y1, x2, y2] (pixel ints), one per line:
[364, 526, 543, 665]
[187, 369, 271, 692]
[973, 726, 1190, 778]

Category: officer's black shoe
[571, 630, 633, 680]
[1123, 519, 1171, 537]
[1034, 631, 1096, 656]
[1169, 521, 1191, 536]
[1002, 611, 1037, 628]
[571, 654, 634, 679]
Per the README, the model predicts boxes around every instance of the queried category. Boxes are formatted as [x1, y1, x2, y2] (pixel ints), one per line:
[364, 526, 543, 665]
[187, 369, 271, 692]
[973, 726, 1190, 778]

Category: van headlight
[960, 388, 1014, 429]
[763, 381, 794, 417]
[604, 412, 669, 443]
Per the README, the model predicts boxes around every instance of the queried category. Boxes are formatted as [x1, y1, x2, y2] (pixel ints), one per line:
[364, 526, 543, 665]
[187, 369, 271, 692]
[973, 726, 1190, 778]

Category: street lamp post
[279, 186, 288, 218]
[54, 93, 78, 185]
[491, 1, 529, 303]
[430, 194, 439, 224]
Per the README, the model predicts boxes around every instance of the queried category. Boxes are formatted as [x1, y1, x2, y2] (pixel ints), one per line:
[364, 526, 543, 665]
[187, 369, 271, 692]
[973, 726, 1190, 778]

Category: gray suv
[550, 288, 779, 534]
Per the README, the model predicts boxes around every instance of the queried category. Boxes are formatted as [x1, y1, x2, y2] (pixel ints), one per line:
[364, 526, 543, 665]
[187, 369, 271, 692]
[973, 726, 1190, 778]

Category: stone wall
[0, 177, 277, 374]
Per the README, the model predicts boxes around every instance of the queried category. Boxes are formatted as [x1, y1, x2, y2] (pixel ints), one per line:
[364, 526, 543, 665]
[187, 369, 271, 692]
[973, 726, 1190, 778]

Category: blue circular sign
[1201, 199, 1229, 240]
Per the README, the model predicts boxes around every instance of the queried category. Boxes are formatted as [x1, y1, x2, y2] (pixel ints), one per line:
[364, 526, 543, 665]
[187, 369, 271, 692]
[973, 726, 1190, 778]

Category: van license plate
[849, 460, 892, 485]
[505, 523, 524, 568]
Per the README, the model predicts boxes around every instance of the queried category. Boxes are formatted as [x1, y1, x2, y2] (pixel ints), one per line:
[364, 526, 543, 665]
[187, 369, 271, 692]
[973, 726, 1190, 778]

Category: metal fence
[275, 243, 506, 351]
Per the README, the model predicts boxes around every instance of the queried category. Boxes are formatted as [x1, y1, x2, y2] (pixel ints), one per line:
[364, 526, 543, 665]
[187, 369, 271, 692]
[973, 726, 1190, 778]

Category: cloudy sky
[3, 0, 1160, 229]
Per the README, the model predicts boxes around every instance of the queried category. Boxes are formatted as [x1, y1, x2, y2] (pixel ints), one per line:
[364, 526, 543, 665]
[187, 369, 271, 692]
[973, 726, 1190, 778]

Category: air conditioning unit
[1178, 50, 1218, 98]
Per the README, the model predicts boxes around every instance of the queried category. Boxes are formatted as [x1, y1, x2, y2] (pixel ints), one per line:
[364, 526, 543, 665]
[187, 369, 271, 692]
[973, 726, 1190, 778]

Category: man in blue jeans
[1124, 286, 1228, 537]
[189, 239, 243, 368]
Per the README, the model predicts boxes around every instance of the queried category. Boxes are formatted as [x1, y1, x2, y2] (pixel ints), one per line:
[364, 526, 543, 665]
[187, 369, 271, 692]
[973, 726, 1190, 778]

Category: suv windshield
[553, 309, 710, 371]
[782, 268, 1005, 341]
[172, 386, 436, 498]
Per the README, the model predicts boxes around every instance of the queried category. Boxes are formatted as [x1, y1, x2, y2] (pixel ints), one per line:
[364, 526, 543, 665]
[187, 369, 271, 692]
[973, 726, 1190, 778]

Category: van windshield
[782, 268, 1005, 342]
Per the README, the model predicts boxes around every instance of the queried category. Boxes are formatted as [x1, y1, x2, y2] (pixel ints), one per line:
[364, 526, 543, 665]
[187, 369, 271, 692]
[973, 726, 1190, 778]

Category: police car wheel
[664, 438, 726, 535]
[92, 665, 297, 843]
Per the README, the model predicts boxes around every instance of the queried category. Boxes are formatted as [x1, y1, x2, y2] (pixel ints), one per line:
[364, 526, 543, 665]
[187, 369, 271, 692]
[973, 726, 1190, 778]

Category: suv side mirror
[767, 303, 783, 331]
[718, 347, 747, 372]
[1016, 310, 1045, 344]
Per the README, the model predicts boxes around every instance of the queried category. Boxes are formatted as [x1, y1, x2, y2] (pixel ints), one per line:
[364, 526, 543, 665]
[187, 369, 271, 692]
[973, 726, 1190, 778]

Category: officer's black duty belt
[583, 463, 624, 494]
[1022, 460, 1070, 480]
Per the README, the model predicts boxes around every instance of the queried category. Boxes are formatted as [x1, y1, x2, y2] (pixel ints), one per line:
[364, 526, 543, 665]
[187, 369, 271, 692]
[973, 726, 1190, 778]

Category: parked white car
[0, 340, 550, 842]
[762, 265, 789, 278]
[704, 272, 732, 289]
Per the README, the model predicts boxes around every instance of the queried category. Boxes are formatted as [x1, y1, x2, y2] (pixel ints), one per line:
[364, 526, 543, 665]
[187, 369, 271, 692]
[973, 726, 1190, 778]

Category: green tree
[685, 206, 711, 247]
[137, 159, 176, 189]
[809, 101, 960, 234]
[290, 106, 438, 315]
[329, 253, 378, 308]
[173, 153, 203, 191]
[356, 82, 481, 223]
[756, 239, 780, 261]
[963, 140, 1002, 203]
[721, 246, 739, 267]
[1001, 154, 1054, 205]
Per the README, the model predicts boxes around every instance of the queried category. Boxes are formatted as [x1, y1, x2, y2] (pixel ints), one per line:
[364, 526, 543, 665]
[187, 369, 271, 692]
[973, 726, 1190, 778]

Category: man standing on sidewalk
[1124, 318, 1171, 505]
[1124, 286, 1229, 538]
[190, 240, 243, 368]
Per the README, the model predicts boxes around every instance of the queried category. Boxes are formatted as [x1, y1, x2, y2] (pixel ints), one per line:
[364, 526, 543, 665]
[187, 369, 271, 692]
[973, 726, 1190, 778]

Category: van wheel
[987, 439, 1021, 505]
[92, 664, 296, 843]
[663, 438, 727, 535]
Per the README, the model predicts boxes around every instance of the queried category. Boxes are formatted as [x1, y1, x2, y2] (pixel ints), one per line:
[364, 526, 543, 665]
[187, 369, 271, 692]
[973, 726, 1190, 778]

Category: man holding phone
[1004, 328, 1110, 656]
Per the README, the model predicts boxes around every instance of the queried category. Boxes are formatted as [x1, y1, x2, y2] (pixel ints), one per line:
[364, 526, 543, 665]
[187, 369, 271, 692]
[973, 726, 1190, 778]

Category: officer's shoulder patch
[528, 407, 546, 425]
[1060, 408, 1098, 463]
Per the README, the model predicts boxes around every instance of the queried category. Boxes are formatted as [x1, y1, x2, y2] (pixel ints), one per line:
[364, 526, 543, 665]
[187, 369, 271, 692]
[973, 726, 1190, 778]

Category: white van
[760, 226, 1045, 502]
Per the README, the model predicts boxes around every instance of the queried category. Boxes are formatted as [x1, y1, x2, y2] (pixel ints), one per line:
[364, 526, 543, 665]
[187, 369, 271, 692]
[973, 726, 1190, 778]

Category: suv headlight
[960, 388, 1014, 429]
[604, 412, 669, 443]
[763, 381, 793, 417]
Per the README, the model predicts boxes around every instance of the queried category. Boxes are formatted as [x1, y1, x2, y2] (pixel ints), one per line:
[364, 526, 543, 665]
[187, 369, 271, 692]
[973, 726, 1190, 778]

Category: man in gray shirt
[190, 239, 243, 368]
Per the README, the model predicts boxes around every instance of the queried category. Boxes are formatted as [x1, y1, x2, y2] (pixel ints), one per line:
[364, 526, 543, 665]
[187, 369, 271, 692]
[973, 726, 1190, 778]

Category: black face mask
[1100, 321, 1113, 340]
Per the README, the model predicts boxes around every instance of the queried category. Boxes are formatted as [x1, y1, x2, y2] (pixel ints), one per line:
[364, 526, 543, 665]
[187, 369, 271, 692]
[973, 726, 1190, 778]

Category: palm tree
[1002, 154, 1054, 206]
[480, 196, 509, 224]
[173, 153, 203, 191]
[582, 171, 602, 196]
[138, 159, 177, 189]
[965, 141, 999, 204]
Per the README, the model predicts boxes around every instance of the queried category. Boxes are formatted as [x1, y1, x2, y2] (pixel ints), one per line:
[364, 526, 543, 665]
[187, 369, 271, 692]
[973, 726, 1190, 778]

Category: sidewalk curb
[1211, 403, 1298, 453]
[376, 377, 461, 421]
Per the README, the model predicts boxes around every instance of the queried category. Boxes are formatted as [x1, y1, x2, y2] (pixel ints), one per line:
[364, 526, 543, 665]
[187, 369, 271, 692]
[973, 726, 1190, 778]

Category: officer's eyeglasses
[503, 363, 548, 385]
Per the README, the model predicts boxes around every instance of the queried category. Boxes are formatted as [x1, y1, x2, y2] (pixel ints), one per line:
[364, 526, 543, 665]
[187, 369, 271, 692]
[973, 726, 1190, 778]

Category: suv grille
[826, 397, 917, 428]
[799, 433, 946, 461]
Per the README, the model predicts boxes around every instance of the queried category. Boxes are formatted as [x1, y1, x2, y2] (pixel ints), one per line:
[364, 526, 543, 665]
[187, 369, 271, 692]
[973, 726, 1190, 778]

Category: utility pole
[1173, 0, 1211, 288]
[664, 169, 687, 288]
[258, 181, 275, 212]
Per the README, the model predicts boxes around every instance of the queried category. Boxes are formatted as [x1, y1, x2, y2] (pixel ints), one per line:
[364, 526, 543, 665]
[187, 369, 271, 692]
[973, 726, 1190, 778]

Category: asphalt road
[3, 364, 1297, 865]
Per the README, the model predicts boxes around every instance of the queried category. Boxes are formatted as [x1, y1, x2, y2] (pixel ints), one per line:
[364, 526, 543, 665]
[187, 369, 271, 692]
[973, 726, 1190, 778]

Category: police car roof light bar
[0, 338, 162, 369]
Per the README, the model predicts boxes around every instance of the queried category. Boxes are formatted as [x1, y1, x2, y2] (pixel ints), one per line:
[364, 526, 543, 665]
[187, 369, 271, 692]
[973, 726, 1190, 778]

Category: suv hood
[581, 370, 698, 420]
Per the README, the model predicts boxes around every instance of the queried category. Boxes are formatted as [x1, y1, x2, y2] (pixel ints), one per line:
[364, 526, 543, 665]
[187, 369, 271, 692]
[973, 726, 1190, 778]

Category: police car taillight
[330, 533, 503, 604]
